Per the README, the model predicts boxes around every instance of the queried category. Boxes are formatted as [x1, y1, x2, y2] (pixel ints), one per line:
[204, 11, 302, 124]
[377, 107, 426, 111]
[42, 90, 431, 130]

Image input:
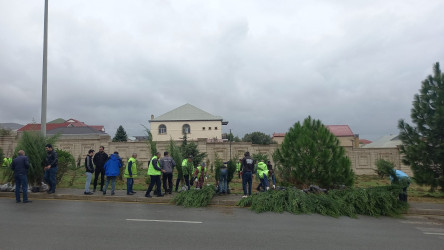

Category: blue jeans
[127, 178, 134, 194]
[85, 172, 92, 192]
[271, 173, 276, 185]
[14, 174, 28, 202]
[242, 172, 252, 196]
[104, 176, 116, 193]
[260, 174, 269, 191]
[219, 168, 228, 193]
[44, 167, 57, 192]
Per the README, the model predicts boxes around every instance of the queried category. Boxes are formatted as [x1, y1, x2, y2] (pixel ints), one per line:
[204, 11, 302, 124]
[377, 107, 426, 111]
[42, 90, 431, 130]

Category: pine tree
[112, 125, 128, 142]
[398, 62, 444, 191]
[274, 116, 354, 188]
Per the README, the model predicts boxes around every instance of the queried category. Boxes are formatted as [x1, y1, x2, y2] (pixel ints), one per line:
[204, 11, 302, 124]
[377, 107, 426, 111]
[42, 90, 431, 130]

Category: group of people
[11, 144, 277, 203]
[239, 151, 276, 198]
[144, 152, 207, 197]
[11, 144, 58, 203]
[82, 147, 208, 198]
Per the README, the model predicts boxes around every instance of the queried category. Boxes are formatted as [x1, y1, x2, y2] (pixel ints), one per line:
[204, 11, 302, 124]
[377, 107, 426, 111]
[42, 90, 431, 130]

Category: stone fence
[0, 134, 411, 176]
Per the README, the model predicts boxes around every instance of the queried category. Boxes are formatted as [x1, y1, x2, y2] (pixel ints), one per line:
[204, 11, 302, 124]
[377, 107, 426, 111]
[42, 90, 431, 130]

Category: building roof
[0, 123, 24, 131]
[362, 135, 401, 148]
[325, 125, 354, 137]
[272, 125, 355, 138]
[18, 119, 105, 132]
[272, 133, 286, 138]
[150, 103, 225, 122]
[359, 139, 373, 145]
[46, 126, 107, 135]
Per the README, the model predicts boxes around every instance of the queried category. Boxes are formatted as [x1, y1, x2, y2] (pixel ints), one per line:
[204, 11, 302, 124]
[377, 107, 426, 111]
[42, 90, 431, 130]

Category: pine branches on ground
[173, 185, 216, 207]
[237, 187, 408, 218]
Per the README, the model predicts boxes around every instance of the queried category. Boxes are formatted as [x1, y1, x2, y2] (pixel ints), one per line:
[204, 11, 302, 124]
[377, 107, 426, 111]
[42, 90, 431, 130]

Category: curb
[1, 191, 443, 215]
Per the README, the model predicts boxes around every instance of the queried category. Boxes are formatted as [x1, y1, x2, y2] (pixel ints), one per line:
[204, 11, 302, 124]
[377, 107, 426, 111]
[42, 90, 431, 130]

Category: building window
[159, 124, 167, 134]
[208, 127, 212, 130]
[183, 124, 191, 134]
[215, 127, 218, 130]
[202, 127, 205, 130]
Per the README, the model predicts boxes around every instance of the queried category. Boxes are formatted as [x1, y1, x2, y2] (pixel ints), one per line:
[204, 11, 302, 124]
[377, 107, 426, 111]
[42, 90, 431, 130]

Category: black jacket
[93, 151, 108, 168]
[46, 150, 58, 168]
[11, 155, 30, 176]
[241, 156, 255, 173]
[85, 155, 94, 173]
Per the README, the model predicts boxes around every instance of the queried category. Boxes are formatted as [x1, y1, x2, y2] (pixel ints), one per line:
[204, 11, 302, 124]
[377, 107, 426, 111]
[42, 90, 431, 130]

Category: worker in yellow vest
[145, 152, 165, 198]
[124, 153, 138, 195]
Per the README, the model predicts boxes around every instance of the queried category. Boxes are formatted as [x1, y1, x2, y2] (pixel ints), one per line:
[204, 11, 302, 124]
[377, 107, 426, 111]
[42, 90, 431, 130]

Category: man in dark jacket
[11, 150, 31, 203]
[84, 149, 95, 195]
[241, 151, 255, 198]
[44, 144, 58, 194]
[93, 146, 108, 192]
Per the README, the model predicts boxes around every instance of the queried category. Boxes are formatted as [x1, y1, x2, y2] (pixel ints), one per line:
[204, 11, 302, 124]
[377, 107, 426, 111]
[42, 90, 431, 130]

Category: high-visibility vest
[124, 157, 137, 178]
[147, 156, 161, 176]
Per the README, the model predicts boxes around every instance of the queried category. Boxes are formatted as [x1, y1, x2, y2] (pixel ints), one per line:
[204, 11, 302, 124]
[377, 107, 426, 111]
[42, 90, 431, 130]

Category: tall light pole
[41, 0, 48, 137]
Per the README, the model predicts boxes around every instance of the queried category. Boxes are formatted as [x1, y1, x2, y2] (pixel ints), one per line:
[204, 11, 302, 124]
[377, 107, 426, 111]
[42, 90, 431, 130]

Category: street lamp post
[41, 0, 48, 137]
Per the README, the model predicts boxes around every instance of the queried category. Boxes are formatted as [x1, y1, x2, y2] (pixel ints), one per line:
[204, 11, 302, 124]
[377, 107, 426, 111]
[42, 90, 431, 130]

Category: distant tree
[226, 132, 241, 142]
[274, 116, 354, 189]
[242, 131, 274, 145]
[398, 62, 444, 191]
[112, 125, 128, 142]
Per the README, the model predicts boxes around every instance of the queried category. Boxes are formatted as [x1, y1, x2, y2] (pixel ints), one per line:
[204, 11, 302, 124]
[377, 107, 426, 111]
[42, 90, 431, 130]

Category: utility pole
[229, 129, 232, 160]
[41, 0, 48, 137]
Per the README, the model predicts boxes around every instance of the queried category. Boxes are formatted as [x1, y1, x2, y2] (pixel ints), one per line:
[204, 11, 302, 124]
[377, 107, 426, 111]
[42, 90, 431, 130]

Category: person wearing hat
[84, 149, 95, 195]
[194, 162, 207, 189]
[181, 155, 194, 190]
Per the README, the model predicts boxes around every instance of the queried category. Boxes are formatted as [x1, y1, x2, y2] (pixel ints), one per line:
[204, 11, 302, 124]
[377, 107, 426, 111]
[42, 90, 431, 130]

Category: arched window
[182, 124, 190, 134]
[159, 124, 167, 134]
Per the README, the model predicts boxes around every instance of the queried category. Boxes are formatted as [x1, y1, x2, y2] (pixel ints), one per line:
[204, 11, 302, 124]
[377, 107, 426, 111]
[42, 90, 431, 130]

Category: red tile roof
[272, 125, 355, 138]
[18, 119, 104, 132]
[359, 139, 372, 144]
[272, 133, 286, 137]
[325, 125, 354, 137]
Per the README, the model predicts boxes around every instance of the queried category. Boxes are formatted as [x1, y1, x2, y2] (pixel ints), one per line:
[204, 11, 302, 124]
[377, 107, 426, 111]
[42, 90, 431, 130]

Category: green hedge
[237, 186, 409, 217]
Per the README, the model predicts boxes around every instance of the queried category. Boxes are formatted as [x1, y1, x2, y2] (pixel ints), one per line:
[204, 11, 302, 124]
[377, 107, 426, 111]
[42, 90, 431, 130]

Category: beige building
[149, 103, 228, 141]
[272, 125, 360, 148]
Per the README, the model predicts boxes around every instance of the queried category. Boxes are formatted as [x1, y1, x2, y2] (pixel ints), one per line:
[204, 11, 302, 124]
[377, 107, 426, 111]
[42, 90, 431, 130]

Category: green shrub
[3, 132, 58, 185]
[375, 159, 396, 179]
[56, 149, 76, 184]
[173, 185, 216, 207]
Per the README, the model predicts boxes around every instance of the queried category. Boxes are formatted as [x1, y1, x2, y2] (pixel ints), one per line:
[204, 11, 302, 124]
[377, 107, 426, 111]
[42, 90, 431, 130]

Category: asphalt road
[0, 198, 443, 250]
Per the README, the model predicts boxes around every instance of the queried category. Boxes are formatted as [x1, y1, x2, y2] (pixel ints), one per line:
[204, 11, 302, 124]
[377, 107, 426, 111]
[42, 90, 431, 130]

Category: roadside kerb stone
[2, 190, 443, 214]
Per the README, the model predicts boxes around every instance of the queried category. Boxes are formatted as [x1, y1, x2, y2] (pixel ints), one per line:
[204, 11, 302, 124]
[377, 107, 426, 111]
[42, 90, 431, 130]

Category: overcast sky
[1, 0, 443, 141]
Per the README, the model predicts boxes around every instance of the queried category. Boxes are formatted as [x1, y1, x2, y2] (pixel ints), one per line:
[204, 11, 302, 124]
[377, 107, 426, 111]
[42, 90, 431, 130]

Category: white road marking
[423, 232, 444, 236]
[126, 219, 203, 224]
